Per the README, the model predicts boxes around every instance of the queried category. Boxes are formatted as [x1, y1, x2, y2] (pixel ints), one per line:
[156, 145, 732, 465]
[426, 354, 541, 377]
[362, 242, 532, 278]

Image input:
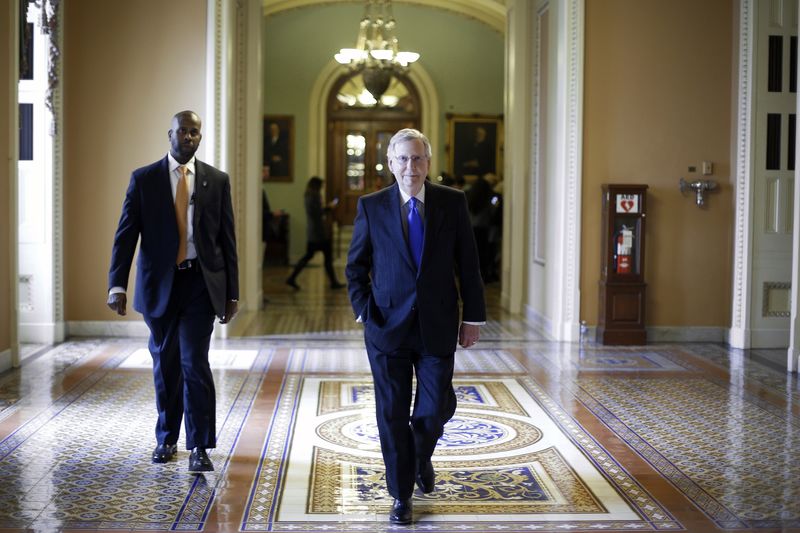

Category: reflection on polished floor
[1, 264, 799, 532]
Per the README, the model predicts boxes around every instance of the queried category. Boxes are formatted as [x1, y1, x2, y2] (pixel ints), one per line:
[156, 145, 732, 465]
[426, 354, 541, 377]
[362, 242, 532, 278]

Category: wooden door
[326, 71, 421, 226]
[328, 119, 415, 226]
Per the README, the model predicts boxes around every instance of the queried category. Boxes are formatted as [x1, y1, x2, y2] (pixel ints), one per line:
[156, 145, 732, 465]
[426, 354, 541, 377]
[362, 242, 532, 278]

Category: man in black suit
[107, 110, 239, 473]
[346, 128, 486, 524]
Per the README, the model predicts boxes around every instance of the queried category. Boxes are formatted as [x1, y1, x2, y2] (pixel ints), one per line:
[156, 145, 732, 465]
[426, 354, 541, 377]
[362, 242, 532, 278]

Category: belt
[176, 259, 199, 271]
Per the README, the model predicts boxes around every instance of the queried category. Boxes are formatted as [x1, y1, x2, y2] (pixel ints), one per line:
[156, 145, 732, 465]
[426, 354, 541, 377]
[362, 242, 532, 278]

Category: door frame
[308, 61, 439, 181]
[327, 119, 417, 226]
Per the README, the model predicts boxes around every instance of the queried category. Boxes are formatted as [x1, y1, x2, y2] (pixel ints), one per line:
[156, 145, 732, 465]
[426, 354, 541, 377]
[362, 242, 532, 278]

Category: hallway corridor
[0, 266, 798, 532]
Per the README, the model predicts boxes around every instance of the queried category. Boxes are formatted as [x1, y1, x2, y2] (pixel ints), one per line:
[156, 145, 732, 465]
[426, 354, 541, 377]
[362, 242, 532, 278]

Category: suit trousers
[365, 321, 457, 499]
[143, 266, 217, 450]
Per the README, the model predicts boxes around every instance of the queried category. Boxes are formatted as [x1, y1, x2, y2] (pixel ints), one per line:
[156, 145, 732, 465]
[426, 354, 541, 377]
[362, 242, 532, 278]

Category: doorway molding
[729, 0, 759, 350]
[308, 61, 440, 180]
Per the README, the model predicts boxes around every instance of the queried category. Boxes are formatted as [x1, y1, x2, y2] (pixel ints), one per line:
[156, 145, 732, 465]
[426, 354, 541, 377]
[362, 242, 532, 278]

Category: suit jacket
[108, 156, 239, 319]
[346, 181, 486, 355]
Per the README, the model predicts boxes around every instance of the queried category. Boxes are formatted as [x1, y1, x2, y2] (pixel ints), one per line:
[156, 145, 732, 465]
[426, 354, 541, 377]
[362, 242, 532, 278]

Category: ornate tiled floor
[1, 266, 799, 532]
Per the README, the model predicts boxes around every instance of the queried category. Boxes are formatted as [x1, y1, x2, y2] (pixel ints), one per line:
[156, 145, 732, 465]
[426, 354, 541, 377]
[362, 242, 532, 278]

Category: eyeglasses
[393, 155, 428, 165]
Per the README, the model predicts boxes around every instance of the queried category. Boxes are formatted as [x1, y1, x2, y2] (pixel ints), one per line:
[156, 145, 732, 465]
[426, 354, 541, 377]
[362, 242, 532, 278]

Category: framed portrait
[446, 114, 504, 180]
[263, 115, 293, 182]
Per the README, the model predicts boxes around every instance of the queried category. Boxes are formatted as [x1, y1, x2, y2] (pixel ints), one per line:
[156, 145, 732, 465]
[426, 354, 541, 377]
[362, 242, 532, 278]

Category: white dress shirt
[357, 184, 484, 327]
[109, 153, 198, 297]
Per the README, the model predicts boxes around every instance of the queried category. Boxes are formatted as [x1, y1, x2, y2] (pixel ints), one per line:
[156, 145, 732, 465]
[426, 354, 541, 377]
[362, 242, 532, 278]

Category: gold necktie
[175, 165, 189, 265]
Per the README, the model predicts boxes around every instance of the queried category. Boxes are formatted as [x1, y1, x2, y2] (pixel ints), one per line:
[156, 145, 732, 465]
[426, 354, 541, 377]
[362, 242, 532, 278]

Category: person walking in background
[485, 173, 502, 283]
[466, 173, 494, 282]
[262, 187, 274, 268]
[286, 176, 345, 290]
[346, 128, 486, 525]
[107, 110, 239, 474]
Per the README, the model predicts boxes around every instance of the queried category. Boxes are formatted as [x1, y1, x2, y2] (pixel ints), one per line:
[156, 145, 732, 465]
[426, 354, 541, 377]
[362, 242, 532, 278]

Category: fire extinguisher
[615, 226, 633, 274]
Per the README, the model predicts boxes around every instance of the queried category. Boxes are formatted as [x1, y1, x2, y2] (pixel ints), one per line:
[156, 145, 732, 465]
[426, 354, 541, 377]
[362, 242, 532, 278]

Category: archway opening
[325, 70, 421, 227]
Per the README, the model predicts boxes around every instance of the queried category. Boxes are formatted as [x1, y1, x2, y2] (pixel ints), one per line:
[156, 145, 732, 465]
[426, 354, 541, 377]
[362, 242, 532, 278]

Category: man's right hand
[107, 292, 127, 316]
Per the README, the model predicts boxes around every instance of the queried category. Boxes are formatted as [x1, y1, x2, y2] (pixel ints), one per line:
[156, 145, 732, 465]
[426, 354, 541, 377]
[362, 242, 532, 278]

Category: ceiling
[262, 0, 507, 32]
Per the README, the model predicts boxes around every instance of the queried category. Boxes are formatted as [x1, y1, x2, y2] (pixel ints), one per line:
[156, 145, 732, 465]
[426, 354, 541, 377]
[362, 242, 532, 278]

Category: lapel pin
[203, 181, 208, 188]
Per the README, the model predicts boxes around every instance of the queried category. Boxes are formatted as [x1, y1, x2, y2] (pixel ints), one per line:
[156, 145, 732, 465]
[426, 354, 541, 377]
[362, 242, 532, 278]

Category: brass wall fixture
[679, 177, 717, 207]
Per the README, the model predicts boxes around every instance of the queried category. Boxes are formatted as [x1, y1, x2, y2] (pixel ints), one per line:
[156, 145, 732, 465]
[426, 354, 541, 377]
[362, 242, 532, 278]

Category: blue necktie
[407, 197, 424, 269]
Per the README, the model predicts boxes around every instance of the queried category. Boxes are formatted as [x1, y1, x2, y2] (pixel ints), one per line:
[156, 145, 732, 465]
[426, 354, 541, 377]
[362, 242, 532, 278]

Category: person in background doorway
[286, 176, 345, 290]
[466, 173, 494, 282]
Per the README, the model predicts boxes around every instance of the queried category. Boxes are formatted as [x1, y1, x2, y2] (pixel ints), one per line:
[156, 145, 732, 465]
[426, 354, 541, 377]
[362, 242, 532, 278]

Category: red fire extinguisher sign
[616, 227, 633, 274]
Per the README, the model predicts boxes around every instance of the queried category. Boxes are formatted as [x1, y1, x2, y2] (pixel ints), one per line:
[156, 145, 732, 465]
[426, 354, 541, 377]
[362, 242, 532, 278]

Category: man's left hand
[459, 323, 480, 348]
[219, 300, 239, 324]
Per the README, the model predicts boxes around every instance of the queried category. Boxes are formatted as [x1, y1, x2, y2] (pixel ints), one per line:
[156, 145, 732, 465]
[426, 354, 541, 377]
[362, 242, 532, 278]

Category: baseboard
[748, 328, 790, 348]
[582, 325, 726, 344]
[66, 320, 150, 338]
[787, 348, 799, 373]
[65, 319, 237, 339]
[557, 320, 582, 343]
[727, 327, 749, 348]
[0, 349, 10, 373]
[726, 327, 792, 349]
[524, 304, 554, 340]
[18, 321, 66, 344]
[646, 326, 727, 343]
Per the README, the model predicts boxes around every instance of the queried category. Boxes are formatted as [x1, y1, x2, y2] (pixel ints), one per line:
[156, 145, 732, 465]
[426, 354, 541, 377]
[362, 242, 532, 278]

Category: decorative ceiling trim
[262, 0, 506, 33]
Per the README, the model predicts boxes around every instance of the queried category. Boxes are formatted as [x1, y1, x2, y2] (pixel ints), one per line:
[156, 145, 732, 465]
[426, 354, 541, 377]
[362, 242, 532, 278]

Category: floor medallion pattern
[243, 376, 679, 531]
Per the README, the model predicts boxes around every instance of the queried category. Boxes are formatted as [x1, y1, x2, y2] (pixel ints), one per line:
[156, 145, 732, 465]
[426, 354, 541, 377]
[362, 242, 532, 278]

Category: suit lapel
[157, 157, 177, 231]
[193, 159, 205, 228]
[383, 184, 415, 270]
[419, 182, 444, 274]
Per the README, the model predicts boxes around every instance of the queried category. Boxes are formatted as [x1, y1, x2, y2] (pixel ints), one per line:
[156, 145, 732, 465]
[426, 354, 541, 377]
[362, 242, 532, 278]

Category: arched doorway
[326, 71, 421, 226]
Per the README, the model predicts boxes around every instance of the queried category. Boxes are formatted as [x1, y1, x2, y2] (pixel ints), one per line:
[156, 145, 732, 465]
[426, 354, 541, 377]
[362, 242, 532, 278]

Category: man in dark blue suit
[107, 111, 239, 473]
[346, 128, 486, 524]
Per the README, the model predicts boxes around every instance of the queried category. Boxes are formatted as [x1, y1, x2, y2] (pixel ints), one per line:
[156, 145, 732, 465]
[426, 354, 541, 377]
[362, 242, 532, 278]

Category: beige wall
[63, 0, 207, 321]
[582, 0, 734, 327]
[0, 2, 13, 351]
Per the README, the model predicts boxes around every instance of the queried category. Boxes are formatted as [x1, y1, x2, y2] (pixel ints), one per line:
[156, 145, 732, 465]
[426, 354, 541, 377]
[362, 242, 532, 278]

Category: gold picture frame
[263, 115, 294, 182]
[446, 113, 504, 180]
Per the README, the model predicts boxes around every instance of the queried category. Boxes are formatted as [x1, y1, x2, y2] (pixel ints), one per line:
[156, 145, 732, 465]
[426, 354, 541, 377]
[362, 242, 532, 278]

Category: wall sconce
[679, 177, 717, 207]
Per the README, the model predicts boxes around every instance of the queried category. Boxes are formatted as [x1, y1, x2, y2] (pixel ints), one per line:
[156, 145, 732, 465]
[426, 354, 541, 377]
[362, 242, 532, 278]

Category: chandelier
[334, 0, 420, 103]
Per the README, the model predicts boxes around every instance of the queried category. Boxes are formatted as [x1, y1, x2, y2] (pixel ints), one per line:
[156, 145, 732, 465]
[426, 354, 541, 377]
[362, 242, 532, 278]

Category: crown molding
[262, 0, 506, 33]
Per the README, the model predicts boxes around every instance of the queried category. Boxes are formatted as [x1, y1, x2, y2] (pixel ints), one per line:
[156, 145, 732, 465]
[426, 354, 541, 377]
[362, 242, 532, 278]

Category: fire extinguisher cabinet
[597, 184, 648, 345]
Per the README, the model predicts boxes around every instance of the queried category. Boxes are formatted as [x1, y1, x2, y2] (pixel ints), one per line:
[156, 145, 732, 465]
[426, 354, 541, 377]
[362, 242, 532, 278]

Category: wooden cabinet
[596, 184, 648, 345]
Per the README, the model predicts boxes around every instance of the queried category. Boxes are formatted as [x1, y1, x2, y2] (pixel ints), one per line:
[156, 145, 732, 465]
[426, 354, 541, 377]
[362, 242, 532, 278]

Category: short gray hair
[387, 128, 432, 160]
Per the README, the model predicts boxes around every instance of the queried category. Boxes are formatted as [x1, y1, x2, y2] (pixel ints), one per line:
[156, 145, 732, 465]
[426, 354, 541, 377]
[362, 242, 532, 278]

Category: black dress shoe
[286, 278, 300, 290]
[188, 447, 214, 473]
[389, 498, 412, 525]
[416, 460, 435, 493]
[152, 444, 177, 464]
[330, 282, 345, 289]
